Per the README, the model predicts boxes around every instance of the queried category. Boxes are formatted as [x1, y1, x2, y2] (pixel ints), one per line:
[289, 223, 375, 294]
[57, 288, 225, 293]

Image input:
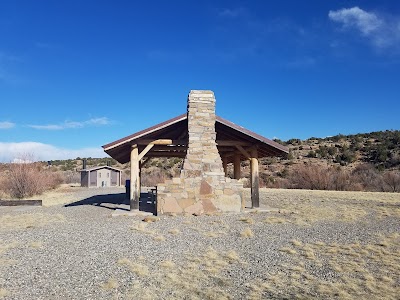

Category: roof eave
[215, 116, 289, 154]
[102, 113, 187, 151]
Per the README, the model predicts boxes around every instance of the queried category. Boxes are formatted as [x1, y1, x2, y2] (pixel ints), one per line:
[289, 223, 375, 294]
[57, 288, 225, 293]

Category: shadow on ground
[65, 192, 156, 214]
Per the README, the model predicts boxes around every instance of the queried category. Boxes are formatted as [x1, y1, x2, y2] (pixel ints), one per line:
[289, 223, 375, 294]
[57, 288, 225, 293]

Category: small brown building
[80, 166, 122, 188]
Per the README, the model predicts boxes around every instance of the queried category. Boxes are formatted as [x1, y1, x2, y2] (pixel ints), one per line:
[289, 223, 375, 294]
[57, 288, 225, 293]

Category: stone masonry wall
[157, 90, 243, 215]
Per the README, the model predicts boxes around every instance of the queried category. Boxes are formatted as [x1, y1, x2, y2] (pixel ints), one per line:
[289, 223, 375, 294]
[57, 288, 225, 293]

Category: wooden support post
[222, 156, 228, 176]
[250, 148, 259, 208]
[234, 154, 241, 179]
[139, 160, 142, 195]
[130, 145, 140, 211]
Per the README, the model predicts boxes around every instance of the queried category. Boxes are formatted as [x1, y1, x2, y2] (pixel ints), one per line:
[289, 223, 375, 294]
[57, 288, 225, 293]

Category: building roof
[102, 114, 289, 164]
[80, 165, 122, 172]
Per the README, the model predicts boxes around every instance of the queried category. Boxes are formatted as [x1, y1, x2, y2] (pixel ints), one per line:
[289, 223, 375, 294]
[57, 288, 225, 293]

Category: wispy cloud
[218, 7, 247, 18]
[329, 6, 400, 50]
[28, 117, 111, 130]
[329, 7, 382, 35]
[28, 124, 64, 130]
[0, 121, 15, 129]
[0, 142, 106, 162]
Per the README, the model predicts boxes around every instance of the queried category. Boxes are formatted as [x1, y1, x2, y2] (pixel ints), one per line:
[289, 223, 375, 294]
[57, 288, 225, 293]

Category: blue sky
[1, 0, 399, 162]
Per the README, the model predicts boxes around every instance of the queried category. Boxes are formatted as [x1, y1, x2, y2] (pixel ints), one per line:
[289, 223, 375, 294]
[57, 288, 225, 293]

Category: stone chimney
[182, 90, 225, 177]
[157, 90, 243, 215]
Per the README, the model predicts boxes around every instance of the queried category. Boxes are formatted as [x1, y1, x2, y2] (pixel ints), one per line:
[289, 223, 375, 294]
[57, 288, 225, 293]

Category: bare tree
[5, 155, 62, 198]
[383, 171, 400, 192]
[289, 164, 332, 190]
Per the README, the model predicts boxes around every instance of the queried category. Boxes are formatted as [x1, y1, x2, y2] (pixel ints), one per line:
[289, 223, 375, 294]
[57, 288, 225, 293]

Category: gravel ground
[0, 187, 399, 299]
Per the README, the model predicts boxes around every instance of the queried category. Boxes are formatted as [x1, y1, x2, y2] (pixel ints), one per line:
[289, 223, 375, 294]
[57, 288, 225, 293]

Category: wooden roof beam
[236, 145, 251, 160]
[136, 139, 182, 145]
[135, 139, 251, 147]
[217, 140, 251, 146]
[146, 152, 187, 158]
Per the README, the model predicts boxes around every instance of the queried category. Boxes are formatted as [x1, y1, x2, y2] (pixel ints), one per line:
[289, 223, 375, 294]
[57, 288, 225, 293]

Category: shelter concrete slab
[111, 205, 154, 217]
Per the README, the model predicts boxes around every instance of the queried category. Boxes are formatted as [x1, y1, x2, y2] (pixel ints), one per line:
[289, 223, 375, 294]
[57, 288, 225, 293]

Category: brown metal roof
[215, 116, 289, 154]
[102, 114, 288, 164]
[80, 165, 122, 172]
[102, 114, 187, 151]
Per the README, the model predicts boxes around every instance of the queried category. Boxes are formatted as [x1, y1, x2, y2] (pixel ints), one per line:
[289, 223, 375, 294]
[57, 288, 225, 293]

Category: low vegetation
[0, 130, 399, 199]
[0, 162, 62, 199]
[0, 213, 65, 230]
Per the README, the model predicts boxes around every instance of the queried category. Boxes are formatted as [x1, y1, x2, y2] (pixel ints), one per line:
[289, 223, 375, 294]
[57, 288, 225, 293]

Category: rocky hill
[17, 130, 399, 192]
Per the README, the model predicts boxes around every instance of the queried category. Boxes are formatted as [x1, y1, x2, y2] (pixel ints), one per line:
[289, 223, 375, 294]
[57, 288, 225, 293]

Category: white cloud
[0, 121, 15, 129]
[329, 7, 400, 49]
[0, 142, 107, 162]
[329, 7, 382, 35]
[28, 117, 111, 130]
[28, 124, 64, 130]
[86, 117, 110, 126]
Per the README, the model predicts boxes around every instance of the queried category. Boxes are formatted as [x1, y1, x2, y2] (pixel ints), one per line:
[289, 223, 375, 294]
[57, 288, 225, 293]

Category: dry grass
[0, 288, 9, 298]
[153, 235, 166, 241]
[239, 217, 255, 224]
[225, 250, 240, 262]
[279, 247, 297, 255]
[203, 231, 219, 238]
[101, 278, 119, 290]
[122, 247, 241, 299]
[263, 216, 288, 224]
[130, 222, 155, 235]
[251, 232, 400, 299]
[168, 228, 180, 235]
[0, 213, 65, 231]
[29, 241, 42, 248]
[159, 260, 175, 268]
[24, 183, 86, 206]
[240, 227, 254, 238]
[118, 258, 149, 276]
[240, 189, 400, 299]
[258, 188, 400, 225]
[291, 239, 303, 247]
[142, 216, 160, 223]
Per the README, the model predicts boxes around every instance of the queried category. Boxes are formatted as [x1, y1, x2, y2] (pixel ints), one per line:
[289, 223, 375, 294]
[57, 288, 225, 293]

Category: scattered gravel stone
[0, 187, 399, 299]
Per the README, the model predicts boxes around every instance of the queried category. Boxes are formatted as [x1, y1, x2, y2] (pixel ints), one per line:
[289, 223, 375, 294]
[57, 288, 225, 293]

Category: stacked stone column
[157, 90, 243, 215]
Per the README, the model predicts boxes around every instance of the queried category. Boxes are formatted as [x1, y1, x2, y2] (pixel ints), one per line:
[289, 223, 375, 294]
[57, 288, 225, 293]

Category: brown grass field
[0, 188, 399, 299]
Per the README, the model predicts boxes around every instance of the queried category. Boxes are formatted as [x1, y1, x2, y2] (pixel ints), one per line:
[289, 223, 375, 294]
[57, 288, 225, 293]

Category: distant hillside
[15, 129, 399, 192]
[277, 130, 400, 170]
[56, 129, 399, 169]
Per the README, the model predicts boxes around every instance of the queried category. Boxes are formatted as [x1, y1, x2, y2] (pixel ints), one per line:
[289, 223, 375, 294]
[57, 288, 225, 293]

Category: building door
[111, 171, 118, 186]
[90, 171, 97, 187]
